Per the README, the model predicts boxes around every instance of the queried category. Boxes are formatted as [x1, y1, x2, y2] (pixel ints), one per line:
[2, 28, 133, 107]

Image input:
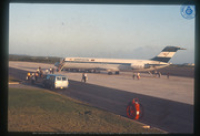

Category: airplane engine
[131, 63, 150, 70]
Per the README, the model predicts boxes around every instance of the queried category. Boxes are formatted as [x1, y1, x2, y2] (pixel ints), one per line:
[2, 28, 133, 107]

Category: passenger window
[57, 77, 61, 81]
[62, 77, 66, 81]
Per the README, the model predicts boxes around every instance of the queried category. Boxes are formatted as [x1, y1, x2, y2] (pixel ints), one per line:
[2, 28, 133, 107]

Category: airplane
[54, 46, 186, 75]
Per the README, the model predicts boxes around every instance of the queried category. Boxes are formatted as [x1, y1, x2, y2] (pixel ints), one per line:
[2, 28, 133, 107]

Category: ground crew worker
[137, 73, 140, 80]
[26, 72, 31, 81]
[132, 73, 136, 79]
[81, 73, 88, 83]
[154, 71, 158, 77]
[31, 73, 35, 84]
[49, 67, 52, 74]
[45, 69, 49, 74]
[36, 68, 40, 73]
[39, 67, 41, 77]
[167, 72, 170, 79]
[81, 73, 85, 82]
[84, 73, 88, 82]
[126, 98, 143, 120]
[35, 72, 39, 81]
[58, 65, 61, 72]
[158, 72, 161, 78]
[40, 69, 43, 78]
[52, 68, 55, 74]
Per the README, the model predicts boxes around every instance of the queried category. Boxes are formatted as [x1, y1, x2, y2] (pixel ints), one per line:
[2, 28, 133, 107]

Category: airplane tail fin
[151, 46, 186, 63]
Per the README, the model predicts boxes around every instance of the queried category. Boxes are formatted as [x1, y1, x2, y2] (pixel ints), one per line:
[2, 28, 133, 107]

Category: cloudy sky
[9, 3, 195, 64]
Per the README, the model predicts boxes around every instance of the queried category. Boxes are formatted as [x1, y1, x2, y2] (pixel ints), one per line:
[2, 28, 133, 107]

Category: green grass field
[8, 87, 166, 134]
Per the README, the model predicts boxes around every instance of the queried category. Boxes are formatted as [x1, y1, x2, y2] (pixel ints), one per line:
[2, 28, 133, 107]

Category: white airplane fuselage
[61, 57, 169, 73]
[56, 46, 185, 74]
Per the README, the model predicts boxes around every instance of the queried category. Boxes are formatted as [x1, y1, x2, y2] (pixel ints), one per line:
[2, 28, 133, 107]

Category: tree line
[9, 54, 61, 64]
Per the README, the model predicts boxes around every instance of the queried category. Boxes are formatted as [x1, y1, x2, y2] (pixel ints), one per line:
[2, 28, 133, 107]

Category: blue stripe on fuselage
[64, 61, 132, 66]
[63, 61, 167, 67]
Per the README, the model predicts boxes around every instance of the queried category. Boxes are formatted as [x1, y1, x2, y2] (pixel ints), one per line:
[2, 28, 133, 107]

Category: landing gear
[108, 71, 120, 75]
[148, 71, 152, 76]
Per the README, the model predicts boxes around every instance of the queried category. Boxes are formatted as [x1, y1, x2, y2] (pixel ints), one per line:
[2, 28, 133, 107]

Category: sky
[9, 3, 195, 64]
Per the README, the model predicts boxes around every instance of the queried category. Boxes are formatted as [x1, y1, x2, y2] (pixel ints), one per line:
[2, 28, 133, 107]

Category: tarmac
[9, 61, 194, 133]
[9, 61, 194, 105]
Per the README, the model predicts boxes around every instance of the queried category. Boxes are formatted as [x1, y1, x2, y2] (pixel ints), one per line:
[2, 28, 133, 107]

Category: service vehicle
[42, 74, 69, 90]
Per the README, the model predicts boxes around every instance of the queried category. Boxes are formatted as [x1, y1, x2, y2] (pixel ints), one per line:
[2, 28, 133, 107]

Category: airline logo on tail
[151, 46, 186, 63]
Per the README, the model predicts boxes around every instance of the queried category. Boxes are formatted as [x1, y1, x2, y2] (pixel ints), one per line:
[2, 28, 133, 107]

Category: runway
[9, 61, 194, 133]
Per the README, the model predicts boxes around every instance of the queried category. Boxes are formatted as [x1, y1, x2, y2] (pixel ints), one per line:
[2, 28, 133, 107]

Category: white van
[43, 74, 69, 90]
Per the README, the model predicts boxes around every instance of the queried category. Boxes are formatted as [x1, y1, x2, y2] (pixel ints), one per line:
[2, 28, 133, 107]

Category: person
[52, 68, 55, 74]
[39, 67, 42, 78]
[81, 73, 85, 82]
[40, 69, 43, 78]
[137, 73, 140, 80]
[26, 72, 31, 81]
[35, 72, 39, 81]
[167, 72, 170, 79]
[132, 73, 136, 79]
[45, 69, 49, 74]
[58, 65, 61, 72]
[31, 73, 35, 84]
[81, 73, 88, 83]
[84, 73, 88, 82]
[158, 72, 161, 78]
[36, 68, 40, 73]
[154, 71, 158, 77]
[49, 67, 52, 74]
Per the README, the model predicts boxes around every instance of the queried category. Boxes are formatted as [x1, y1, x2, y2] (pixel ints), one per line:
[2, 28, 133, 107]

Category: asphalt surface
[9, 62, 194, 133]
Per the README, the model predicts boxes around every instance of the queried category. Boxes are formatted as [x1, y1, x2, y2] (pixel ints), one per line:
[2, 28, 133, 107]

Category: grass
[8, 87, 166, 134]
